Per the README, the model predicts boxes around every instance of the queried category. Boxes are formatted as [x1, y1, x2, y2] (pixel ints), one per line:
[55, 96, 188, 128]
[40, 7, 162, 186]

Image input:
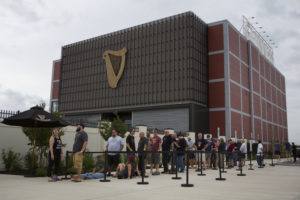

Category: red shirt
[150, 136, 161, 152]
[227, 143, 235, 153]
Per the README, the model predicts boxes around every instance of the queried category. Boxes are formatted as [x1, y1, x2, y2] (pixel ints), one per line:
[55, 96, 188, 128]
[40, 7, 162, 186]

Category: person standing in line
[227, 139, 235, 168]
[137, 132, 148, 177]
[126, 128, 136, 158]
[187, 137, 195, 169]
[72, 124, 88, 182]
[173, 133, 187, 172]
[256, 140, 264, 167]
[211, 138, 218, 169]
[205, 135, 212, 169]
[170, 133, 178, 173]
[150, 128, 162, 175]
[291, 143, 297, 163]
[162, 130, 173, 173]
[47, 128, 63, 182]
[274, 141, 281, 161]
[194, 133, 208, 169]
[145, 131, 152, 175]
[233, 141, 238, 166]
[285, 141, 291, 161]
[106, 129, 124, 176]
[240, 139, 247, 166]
[218, 138, 226, 169]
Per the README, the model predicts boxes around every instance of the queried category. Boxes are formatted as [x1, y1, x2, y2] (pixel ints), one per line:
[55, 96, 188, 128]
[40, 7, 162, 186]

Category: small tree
[22, 111, 65, 168]
[99, 112, 127, 141]
[99, 121, 112, 141]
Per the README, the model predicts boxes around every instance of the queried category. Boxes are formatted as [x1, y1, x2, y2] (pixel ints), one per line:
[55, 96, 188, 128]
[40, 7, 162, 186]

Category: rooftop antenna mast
[241, 16, 277, 64]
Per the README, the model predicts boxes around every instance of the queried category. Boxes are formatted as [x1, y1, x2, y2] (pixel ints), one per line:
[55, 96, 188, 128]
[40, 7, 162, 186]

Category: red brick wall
[52, 82, 59, 99]
[230, 83, 241, 110]
[209, 82, 225, 108]
[208, 24, 224, 52]
[210, 111, 225, 137]
[231, 111, 241, 138]
[209, 53, 224, 79]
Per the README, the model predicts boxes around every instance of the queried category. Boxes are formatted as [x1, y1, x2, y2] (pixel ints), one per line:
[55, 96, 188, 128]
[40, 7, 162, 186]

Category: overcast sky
[0, 0, 299, 143]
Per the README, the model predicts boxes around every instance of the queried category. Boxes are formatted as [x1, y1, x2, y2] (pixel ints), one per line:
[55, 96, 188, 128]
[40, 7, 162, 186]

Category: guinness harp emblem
[103, 47, 127, 88]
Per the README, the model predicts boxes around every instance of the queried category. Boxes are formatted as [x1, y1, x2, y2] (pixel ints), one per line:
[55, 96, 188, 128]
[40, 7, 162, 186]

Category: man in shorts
[194, 133, 208, 169]
[274, 141, 281, 161]
[150, 129, 161, 175]
[72, 123, 88, 182]
[106, 129, 124, 176]
[240, 139, 247, 166]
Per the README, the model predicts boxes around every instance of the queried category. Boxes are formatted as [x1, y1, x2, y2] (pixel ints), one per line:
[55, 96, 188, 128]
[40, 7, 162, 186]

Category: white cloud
[0, 0, 299, 143]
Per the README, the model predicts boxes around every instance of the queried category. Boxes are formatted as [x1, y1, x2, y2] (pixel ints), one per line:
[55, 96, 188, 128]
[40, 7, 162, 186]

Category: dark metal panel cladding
[59, 11, 208, 113]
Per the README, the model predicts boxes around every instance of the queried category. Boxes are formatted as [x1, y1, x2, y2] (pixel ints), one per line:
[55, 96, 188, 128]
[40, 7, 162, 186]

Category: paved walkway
[1, 160, 300, 200]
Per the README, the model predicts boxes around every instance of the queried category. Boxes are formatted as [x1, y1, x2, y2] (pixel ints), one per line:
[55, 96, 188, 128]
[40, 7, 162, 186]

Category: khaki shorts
[73, 152, 83, 170]
[195, 151, 206, 163]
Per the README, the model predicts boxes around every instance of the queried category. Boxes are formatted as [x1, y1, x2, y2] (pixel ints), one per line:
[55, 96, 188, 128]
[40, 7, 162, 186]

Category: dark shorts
[188, 152, 195, 159]
[275, 151, 281, 155]
[108, 154, 120, 168]
[152, 153, 160, 164]
[241, 153, 246, 159]
[228, 152, 233, 159]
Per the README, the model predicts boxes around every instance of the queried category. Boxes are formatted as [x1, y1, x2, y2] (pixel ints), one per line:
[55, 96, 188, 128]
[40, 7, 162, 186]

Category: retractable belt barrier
[62, 149, 270, 186]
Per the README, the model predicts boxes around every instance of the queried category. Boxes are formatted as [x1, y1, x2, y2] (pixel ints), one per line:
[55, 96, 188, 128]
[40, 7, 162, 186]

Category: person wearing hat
[240, 139, 247, 166]
[72, 123, 88, 182]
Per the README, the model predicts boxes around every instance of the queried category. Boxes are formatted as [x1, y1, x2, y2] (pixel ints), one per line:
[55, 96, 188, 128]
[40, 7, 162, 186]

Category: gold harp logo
[37, 115, 45, 120]
[103, 47, 127, 88]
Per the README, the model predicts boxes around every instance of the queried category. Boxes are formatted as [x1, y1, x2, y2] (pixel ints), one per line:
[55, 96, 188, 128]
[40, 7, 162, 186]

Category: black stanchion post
[62, 151, 71, 180]
[237, 151, 246, 176]
[270, 151, 275, 166]
[169, 150, 175, 174]
[195, 150, 201, 172]
[137, 151, 149, 185]
[100, 151, 110, 182]
[197, 150, 206, 176]
[181, 151, 193, 187]
[248, 151, 254, 170]
[216, 151, 226, 181]
[236, 151, 242, 171]
[221, 151, 227, 173]
[172, 151, 181, 180]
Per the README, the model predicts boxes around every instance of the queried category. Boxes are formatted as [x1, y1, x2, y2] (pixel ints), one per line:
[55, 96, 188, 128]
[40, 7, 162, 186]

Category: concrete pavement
[0, 160, 300, 200]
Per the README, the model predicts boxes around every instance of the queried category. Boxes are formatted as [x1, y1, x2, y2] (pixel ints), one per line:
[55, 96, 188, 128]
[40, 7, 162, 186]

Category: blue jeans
[256, 155, 264, 166]
[177, 155, 184, 172]
[233, 151, 237, 166]
[81, 172, 104, 179]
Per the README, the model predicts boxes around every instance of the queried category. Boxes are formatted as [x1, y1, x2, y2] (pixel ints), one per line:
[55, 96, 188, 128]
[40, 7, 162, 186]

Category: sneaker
[161, 171, 169, 174]
[152, 171, 160, 175]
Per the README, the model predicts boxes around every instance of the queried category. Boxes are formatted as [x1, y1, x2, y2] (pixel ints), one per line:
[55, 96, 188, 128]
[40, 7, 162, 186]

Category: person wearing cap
[72, 123, 88, 182]
[240, 139, 247, 166]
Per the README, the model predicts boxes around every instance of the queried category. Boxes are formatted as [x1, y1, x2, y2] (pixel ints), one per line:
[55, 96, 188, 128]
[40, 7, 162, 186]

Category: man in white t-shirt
[239, 140, 247, 166]
[106, 129, 124, 176]
[256, 141, 264, 167]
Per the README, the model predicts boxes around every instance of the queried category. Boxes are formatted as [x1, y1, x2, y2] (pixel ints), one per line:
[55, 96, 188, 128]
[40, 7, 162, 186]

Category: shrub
[1, 148, 22, 172]
[36, 167, 47, 177]
[83, 154, 95, 173]
[24, 151, 38, 170]
[67, 167, 77, 175]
